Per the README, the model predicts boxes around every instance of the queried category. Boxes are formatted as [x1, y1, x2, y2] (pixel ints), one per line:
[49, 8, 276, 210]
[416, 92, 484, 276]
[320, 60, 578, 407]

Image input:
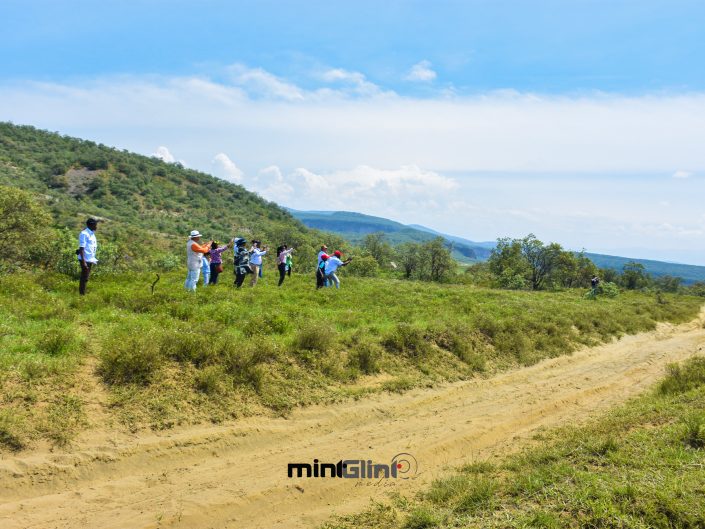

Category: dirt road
[2, 308, 704, 529]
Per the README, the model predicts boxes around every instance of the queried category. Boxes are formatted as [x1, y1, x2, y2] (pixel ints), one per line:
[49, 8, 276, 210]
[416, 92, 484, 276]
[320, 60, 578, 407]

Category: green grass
[321, 356, 705, 529]
[0, 270, 701, 450]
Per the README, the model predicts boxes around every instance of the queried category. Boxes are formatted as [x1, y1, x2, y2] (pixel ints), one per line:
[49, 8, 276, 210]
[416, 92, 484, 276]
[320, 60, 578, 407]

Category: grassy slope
[322, 357, 705, 529]
[0, 122, 343, 262]
[0, 270, 701, 450]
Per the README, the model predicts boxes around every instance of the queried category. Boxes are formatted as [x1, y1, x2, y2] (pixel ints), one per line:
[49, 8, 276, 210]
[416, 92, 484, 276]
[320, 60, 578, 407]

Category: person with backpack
[316, 253, 329, 289]
[276, 244, 295, 286]
[208, 240, 230, 285]
[233, 237, 251, 289]
[324, 250, 353, 289]
[185, 230, 213, 292]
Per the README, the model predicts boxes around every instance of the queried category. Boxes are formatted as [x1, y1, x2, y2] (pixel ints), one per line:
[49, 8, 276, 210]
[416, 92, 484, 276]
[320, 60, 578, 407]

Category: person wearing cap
[316, 244, 329, 287]
[77, 217, 99, 295]
[324, 250, 353, 289]
[185, 230, 212, 291]
[232, 237, 251, 288]
[316, 253, 329, 289]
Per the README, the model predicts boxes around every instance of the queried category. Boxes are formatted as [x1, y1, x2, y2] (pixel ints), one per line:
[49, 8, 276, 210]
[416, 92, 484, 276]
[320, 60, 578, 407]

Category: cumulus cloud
[2, 67, 705, 263]
[152, 146, 175, 163]
[212, 153, 244, 183]
[319, 68, 383, 96]
[228, 64, 305, 101]
[405, 60, 437, 82]
[248, 164, 457, 216]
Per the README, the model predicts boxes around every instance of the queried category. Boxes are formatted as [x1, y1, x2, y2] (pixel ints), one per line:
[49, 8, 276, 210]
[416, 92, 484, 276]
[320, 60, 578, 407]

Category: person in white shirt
[324, 250, 353, 289]
[77, 218, 99, 295]
[249, 240, 268, 287]
[185, 230, 213, 292]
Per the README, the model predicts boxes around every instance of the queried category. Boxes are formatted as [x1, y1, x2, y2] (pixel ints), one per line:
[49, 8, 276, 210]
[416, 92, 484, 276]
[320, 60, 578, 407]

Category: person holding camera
[249, 240, 268, 287]
[208, 240, 230, 285]
[233, 237, 251, 288]
[324, 250, 353, 289]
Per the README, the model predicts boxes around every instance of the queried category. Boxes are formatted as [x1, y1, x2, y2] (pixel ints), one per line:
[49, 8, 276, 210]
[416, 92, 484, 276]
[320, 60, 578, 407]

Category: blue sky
[1, 1, 705, 264]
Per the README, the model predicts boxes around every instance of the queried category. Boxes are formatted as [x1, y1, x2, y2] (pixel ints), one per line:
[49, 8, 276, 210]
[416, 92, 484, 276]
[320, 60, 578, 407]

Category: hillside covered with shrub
[0, 122, 345, 271]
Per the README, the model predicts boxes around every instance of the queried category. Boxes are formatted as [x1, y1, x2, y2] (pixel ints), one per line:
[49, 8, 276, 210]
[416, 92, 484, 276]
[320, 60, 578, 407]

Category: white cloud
[405, 60, 437, 82]
[152, 146, 175, 163]
[319, 68, 382, 96]
[2, 68, 705, 263]
[249, 164, 457, 216]
[212, 153, 244, 183]
[228, 64, 305, 101]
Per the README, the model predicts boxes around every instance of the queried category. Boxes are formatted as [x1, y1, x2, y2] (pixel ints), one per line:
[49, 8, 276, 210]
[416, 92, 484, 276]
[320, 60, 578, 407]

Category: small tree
[621, 262, 649, 290]
[396, 242, 421, 279]
[361, 232, 394, 267]
[419, 237, 454, 282]
[0, 186, 54, 270]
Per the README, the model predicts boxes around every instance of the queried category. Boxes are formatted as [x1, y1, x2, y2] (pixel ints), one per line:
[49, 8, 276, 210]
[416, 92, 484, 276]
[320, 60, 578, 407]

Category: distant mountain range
[289, 209, 705, 284]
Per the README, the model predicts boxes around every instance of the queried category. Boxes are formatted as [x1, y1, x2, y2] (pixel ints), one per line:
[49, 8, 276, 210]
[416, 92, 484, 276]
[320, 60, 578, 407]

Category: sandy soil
[1, 308, 704, 529]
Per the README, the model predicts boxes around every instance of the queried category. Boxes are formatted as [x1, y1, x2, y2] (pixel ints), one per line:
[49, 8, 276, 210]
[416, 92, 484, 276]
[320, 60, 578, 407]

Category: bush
[293, 323, 335, 353]
[348, 341, 382, 375]
[681, 413, 705, 449]
[0, 411, 26, 451]
[98, 331, 164, 385]
[36, 327, 76, 356]
[659, 358, 705, 395]
[194, 365, 225, 395]
[383, 323, 431, 358]
[345, 255, 380, 277]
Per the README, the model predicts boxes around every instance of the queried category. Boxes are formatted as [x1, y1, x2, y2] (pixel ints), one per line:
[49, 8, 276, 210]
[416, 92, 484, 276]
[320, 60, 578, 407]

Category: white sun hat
[190, 230, 202, 238]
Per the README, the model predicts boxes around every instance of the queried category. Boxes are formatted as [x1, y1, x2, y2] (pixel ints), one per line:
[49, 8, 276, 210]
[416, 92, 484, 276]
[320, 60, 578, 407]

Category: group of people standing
[186, 231, 291, 291]
[75, 218, 351, 295]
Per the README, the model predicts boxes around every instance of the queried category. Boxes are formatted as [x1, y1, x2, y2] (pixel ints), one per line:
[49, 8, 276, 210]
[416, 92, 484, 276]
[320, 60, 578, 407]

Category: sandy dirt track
[1, 308, 704, 529]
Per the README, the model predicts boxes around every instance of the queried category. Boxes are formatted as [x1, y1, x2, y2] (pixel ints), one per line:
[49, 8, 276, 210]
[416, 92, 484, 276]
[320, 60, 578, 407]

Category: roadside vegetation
[321, 356, 705, 529]
[0, 270, 701, 451]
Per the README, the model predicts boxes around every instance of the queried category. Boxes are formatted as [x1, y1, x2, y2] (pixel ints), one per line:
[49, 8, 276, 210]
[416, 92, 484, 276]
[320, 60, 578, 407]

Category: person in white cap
[185, 230, 212, 291]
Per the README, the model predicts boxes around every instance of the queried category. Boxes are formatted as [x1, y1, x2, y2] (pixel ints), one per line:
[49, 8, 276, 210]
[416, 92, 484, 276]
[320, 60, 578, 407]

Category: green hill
[291, 209, 705, 284]
[0, 122, 341, 266]
[288, 209, 493, 262]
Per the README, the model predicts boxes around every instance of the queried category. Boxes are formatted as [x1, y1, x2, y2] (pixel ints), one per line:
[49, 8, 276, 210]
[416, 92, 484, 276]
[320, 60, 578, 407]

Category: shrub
[403, 507, 440, 529]
[453, 477, 497, 514]
[98, 331, 164, 385]
[659, 358, 705, 395]
[293, 323, 335, 353]
[383, 323, 431, 358]
[348, 341, 382, 375]
[36, 327, 76, 356]
[0, 411, 26, 451]
[194, 365, 224, 395]
[682, 413, 705, 449]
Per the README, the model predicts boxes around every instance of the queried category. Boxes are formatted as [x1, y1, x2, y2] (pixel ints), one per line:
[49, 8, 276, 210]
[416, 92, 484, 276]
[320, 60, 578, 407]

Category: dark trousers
[316, 268, 326, 289]
[79, 262, 93, 295]
[287, 265, 291, 277]
[209, 263, 221, 284]
[278, 263, 287, 286]
[234, 271, 247, 288]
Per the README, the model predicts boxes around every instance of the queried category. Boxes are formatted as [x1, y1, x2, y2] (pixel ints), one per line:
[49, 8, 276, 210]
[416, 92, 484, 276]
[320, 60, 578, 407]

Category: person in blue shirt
[324, 250, 353, 289]
[77, 218, 99, 295]
[201, 252, 211, 286]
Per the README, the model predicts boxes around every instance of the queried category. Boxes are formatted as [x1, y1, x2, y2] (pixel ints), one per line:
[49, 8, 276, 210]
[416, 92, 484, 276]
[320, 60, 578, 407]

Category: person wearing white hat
[185, 230, 212, 291]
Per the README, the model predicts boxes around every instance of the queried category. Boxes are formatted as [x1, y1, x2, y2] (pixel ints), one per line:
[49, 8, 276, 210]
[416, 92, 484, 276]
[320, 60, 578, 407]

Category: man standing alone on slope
[78, 217, 99, 296]
[185, 230, 212, 291]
